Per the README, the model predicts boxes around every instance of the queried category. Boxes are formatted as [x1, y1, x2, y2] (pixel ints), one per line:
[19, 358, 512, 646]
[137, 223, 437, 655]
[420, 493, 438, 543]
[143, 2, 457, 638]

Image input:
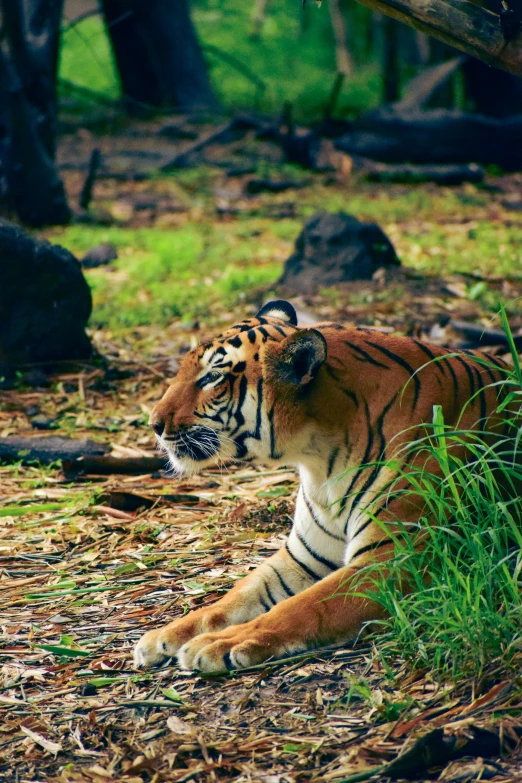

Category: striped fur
[134, 300, 509, 671]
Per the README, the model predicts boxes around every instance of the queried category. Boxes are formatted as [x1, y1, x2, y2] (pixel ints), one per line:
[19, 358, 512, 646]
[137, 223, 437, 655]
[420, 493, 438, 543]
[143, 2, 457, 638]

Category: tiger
[134, 299, 509, 672]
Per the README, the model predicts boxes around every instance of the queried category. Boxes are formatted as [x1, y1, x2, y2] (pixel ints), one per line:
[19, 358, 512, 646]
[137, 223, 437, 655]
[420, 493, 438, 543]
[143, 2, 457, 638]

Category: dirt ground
[2, 319, 522, 783]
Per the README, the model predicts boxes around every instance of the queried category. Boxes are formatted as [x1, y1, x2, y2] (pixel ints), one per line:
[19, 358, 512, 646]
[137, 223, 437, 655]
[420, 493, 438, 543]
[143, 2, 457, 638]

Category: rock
[81, 242, 118, 268]
[0, 219, 92, 365]
[30, 415, 56, 430]
[23, 369, 51, 388]
[278, 211, 399, 295]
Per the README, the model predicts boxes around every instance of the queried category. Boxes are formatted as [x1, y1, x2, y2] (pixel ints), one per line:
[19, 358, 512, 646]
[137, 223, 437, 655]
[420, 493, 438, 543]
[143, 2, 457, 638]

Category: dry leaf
[20, 725, 62, 755]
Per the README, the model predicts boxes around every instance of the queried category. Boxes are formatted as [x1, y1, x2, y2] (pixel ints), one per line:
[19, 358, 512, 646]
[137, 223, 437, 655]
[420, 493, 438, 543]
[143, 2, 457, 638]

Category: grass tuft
[346, 319, 522, 680]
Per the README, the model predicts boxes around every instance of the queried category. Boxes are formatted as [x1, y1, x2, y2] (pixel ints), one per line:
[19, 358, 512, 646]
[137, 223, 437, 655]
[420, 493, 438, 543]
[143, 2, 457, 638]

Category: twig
[79, 148, 101, 211]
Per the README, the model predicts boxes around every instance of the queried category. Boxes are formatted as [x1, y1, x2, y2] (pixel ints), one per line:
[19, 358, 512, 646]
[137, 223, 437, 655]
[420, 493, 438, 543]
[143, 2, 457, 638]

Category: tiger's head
[150, 301, 328, 474]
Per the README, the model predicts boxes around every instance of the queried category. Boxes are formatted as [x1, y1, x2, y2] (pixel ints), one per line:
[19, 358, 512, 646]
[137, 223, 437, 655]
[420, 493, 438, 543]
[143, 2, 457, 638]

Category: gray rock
[278, 211, 399, 295]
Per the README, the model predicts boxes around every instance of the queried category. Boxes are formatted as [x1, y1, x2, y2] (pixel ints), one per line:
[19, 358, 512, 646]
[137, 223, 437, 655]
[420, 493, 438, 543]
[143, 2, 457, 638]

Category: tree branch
[349, 0, 522, 77]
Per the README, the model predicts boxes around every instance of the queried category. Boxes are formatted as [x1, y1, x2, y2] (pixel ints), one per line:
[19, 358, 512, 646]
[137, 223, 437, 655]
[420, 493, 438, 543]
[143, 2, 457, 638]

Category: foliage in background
[59, 1, 381, 119]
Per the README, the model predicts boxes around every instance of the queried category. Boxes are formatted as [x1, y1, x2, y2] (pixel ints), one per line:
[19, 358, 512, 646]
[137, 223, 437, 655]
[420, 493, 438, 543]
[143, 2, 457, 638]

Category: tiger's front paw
[133, 610, 228, 669]
[133, 627, 174, 668]
[177, 622, 299, 672]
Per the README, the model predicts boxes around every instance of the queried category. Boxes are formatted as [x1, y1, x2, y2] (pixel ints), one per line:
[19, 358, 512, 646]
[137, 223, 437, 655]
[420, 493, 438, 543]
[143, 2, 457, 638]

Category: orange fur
[134, 302, 508, 671]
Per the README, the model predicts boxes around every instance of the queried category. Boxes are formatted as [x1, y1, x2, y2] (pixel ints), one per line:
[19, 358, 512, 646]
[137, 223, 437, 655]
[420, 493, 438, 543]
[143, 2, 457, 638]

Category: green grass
[60, 16, 120, 100]
[54, 224, 283, 330]
[58, 1, 381, 119]
[49, 181, 522, 330]
[346, 331, 522, 680]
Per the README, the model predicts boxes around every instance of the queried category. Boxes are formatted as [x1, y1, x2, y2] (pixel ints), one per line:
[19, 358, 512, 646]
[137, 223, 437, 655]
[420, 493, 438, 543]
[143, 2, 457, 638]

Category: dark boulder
[278, 211, 399, 295]
[0, 219, 92, 366]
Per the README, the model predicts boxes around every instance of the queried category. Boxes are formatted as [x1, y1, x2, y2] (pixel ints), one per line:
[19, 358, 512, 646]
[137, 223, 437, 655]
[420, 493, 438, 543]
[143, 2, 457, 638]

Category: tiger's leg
[176, 554, 390, 672]
[134, 545, 318, 668]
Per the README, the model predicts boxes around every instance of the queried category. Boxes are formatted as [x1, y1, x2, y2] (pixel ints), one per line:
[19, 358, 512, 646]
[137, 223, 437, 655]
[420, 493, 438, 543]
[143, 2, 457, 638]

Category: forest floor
[2, 118, 522, 782]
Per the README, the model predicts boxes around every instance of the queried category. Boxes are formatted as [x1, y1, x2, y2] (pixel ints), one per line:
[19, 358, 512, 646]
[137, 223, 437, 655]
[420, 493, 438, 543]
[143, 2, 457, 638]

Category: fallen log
[245, 178, 309, 194]
[363, 160, 484, 185]
[63, 455, 168, 476]
[0, 436, 108, 465]
[336, 108, 522, 169]
[448, 319, 522, 351]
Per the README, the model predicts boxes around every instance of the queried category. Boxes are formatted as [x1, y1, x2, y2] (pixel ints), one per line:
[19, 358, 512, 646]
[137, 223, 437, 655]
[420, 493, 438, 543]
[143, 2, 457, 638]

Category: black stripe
[285, 543, 322, 581]
[268, 406, 282, 459]
[350, 538, 393, 561]
[247, 329, 257, 344]
[223, 652, 233, 670]
[480, 362, 498, 387]
[472, 365, 487, 425]
[302, 489, 344, 542]
[228, 336, 242, 348]
[414, 340, 437, 362]
[259, 596, 271, 612]
[272, 324, 288, 337]
[295, 529, 338, 571]
[342, 388, 358, 407]
[194, 410, 223, 423]
[345, 341, 389, 369]
[487, 355, 508, 370]
[264, 580, 277, 606]
[442, 357, 459, 403]
[325, 365, 358, 408]
[346, 394, 396, 526]
[213, 360, 233, 369]
[268, 564, 295, 597]
[454, 355, 475, 397]
[340, 400, 373, 515]
[327, 447, 339, 478]
[351, 517, 373, 541]
[255, 377, 263, 439]
[258, 326, 270, 342]
[366, 341, 421, 409]
[231, 375, 248, 431]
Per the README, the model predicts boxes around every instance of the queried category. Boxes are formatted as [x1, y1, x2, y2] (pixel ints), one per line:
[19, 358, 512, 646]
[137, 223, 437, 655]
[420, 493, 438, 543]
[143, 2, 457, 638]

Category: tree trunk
[328, 0, 353, 76]
[101, 0, 218, 114]
[2, 0, 64, 157]
[0, 0, 70, 226]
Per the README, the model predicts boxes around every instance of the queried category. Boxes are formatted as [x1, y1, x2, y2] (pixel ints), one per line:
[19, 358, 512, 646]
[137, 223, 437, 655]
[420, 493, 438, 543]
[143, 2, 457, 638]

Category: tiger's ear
[256, 299, 298, 326]
[270, 329, 327, 386]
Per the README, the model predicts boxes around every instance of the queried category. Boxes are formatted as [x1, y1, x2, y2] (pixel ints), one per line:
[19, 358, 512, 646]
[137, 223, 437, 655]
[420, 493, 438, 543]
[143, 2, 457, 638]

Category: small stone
[23, 369, 51, 388]
[78, 683, 97, 697]
[81, 242, 118, 269]
[25, 405, 41, 417]
[30, 415, 56, 430]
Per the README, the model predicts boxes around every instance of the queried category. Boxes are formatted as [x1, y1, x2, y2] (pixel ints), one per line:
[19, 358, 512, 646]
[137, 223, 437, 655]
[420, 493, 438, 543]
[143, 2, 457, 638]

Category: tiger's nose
[150, 416, 165, 437]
